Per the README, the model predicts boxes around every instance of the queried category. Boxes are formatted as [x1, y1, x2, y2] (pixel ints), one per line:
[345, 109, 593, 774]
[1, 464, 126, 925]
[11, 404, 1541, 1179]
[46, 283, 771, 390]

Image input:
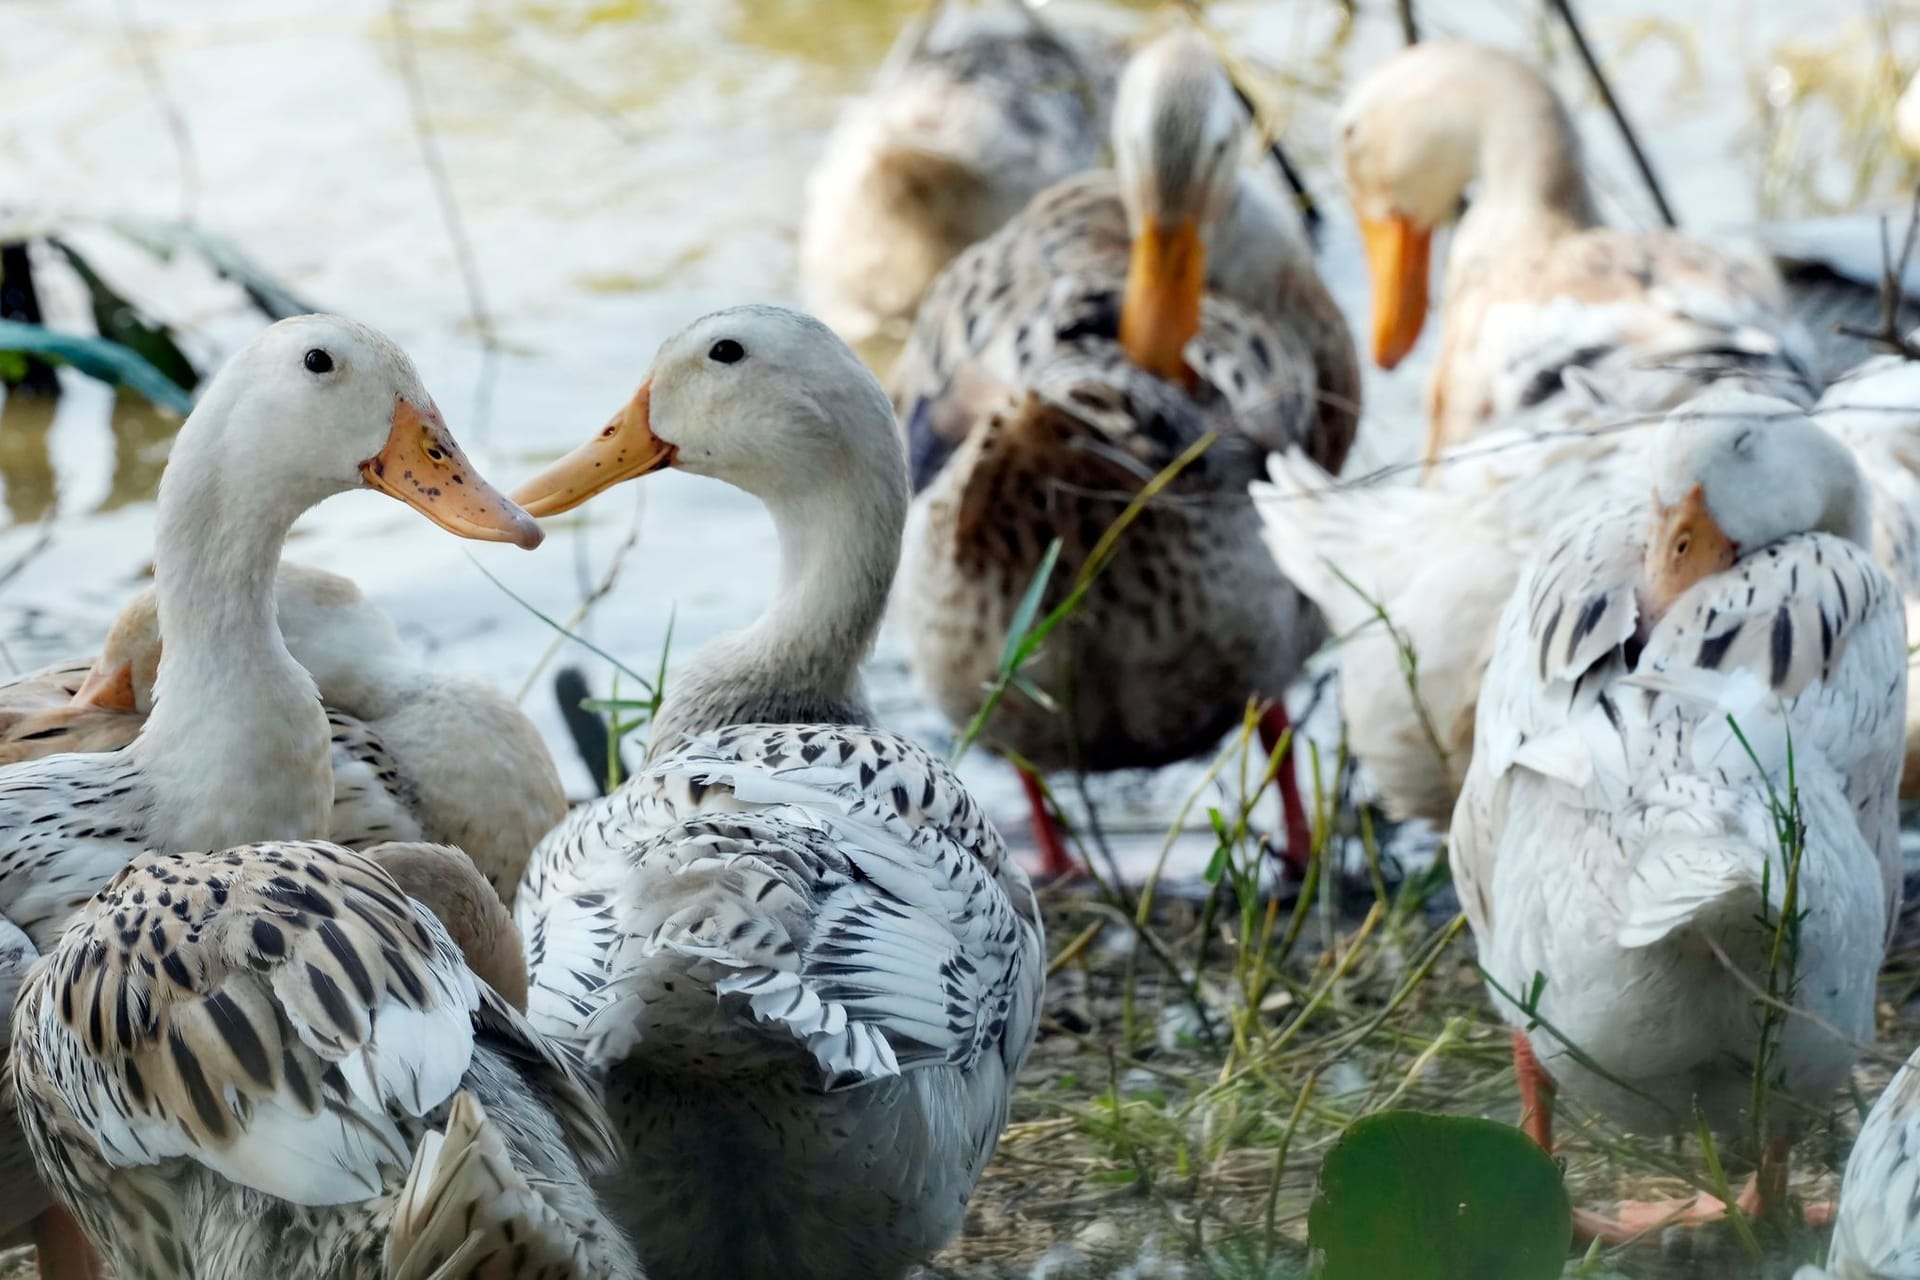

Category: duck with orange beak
[1453, 388, 1900, 1243]
[507, 305, 1042, 1280]
[0, 315, 542, 1280]
[887, 22, 1358, 881]
[1337, 41, 1814, 467]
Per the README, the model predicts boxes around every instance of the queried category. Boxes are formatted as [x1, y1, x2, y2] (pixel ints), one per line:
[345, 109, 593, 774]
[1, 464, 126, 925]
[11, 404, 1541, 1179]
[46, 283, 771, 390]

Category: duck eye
[303, 348, 334, 375]
[708, 339, 745, 365]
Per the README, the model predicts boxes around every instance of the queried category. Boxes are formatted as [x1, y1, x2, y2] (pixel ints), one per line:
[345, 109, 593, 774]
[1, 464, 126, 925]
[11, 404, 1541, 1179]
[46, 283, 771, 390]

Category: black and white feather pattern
[518, 722, 1042, 1280]
[9, 841, 635, 1280]
[1810, 1043, 1920, 1279]
[1452, 505, 1904, 1137]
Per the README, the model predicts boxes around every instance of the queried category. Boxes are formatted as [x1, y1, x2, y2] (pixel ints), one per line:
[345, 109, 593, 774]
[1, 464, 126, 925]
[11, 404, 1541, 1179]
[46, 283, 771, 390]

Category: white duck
[1261, 344, 1920, 826]
[0, 562, 566, 905]
[508, 306, 1044, 1280]
[1797, 1043, 1920, 1279]
[0, 315, 539, 1276]
[9, 839, 637, 1279]
[1259, 394, 1652, 826]
[1813, 353, 1920, 800]
[1338, 40, 1816, 462]
[1453, 389, 1905, 1235]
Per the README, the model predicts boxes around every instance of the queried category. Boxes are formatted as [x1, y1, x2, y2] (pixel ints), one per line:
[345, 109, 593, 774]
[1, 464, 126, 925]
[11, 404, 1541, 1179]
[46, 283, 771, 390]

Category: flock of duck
[6, 3, 1920, 1276]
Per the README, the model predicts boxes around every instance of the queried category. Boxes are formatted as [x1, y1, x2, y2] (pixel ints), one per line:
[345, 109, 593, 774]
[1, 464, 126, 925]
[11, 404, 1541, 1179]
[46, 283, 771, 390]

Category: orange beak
[1119, 216, 1206, 384]
[1643, 483, 1738, 617]
[360, 398, 544, 549]
[1359, 214, 1432, 370]
[511, 382, 676, 518]
[70, 660, 138, 712]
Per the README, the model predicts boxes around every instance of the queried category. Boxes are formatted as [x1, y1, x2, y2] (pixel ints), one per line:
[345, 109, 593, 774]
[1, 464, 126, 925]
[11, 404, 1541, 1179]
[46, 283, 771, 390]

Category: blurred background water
[1, 0, 1915, 874]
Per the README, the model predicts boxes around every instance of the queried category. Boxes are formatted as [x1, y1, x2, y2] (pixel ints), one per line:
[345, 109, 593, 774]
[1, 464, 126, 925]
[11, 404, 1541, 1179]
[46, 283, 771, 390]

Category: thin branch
[116, 0, 200, 224]
[1704, 936, 1907, 1071]
[389, 0, 501, 437]
[1395, 0, 1420, 45]
[1835, 183, 1920, 361]
[1548, 0, 1677, 229]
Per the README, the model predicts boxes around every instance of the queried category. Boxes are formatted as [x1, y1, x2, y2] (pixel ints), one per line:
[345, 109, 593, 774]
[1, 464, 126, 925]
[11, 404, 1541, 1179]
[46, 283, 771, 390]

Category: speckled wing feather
[0, 752, 159, 949]
[327, 710, 428, 848]
[0, 702, 424, 932]
[1819, 355, 1920, 597]
[521, 723, 1042, 1097]
[891, 172, 1340, 490]
[388, 1090, 603, 1280]
[1455, 512, 1905, 940]
[1627, 533, 1906, 929]
[1442, 227, 1821, 441]
[1823, 1046, 1920, 1278]
[9, 841, 619, 1280]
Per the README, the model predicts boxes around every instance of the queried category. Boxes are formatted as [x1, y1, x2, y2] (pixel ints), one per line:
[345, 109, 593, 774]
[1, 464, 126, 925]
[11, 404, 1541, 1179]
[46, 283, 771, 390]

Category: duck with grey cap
[888, 22, 1357, 879]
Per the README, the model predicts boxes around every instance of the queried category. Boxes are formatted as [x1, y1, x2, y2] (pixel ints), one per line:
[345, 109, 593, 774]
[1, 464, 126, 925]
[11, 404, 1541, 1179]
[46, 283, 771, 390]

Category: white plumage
[1452, 391, 1904, 1221]
[510, 306, 1042, 1280]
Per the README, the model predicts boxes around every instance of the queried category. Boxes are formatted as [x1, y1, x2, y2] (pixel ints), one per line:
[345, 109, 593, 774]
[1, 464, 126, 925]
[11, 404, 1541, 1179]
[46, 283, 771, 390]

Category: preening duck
[508, 305, 1042, 1280]
[889, 24, 1358, 876]
[1338, 40, 1816, 462]
[8, 839, 637, 1279]
[0, 316, 539, 1277]
[800, 0, 1118, 342]
[1452, 389, 1904, 1235]
[0, 562, 566, 905]
[1260, 343, 1920, 828]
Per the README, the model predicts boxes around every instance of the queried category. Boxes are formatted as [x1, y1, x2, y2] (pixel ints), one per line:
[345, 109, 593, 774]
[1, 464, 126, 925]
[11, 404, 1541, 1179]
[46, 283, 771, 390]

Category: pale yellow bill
[512, 382, 676, 518]
[361, 398, 544, 549]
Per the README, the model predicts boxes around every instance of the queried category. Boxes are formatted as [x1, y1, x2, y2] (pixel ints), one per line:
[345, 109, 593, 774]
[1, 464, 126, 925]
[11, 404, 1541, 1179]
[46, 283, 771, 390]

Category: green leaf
[1309, 1111, 1570, 1280]
[0, 320, 193, 414]
[999, 537, 1062, 674]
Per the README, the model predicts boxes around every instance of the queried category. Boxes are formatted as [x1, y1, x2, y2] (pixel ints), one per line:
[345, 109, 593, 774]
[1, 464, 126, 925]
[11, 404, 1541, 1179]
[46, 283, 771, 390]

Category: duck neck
[650, 466, 904, 751]
[135, 425, 334, 849]
[1454, 69, 1598, 253]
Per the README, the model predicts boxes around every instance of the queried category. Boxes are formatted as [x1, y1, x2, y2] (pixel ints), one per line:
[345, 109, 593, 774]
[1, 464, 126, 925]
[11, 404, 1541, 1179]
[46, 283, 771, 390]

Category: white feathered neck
[132, 377, 337, 850]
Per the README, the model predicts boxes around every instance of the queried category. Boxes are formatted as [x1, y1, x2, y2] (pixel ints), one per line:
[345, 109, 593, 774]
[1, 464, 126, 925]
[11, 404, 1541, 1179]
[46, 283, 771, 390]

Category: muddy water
[0, 0, 1908, 875]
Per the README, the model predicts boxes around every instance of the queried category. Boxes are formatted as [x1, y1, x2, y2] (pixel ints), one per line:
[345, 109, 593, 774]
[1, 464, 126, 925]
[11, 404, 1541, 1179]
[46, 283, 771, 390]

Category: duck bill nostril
[359, 397, 545, 549]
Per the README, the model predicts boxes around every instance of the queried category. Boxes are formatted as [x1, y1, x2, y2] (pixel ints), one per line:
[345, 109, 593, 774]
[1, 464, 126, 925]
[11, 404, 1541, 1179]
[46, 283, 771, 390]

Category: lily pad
[0, 320, 194, 415]
[1309, 1111, 1570, 1280]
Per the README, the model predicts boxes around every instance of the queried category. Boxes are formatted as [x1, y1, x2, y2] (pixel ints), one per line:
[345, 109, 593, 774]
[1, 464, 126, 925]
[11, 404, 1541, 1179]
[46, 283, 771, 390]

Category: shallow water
[0, 0, 1913, 878]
